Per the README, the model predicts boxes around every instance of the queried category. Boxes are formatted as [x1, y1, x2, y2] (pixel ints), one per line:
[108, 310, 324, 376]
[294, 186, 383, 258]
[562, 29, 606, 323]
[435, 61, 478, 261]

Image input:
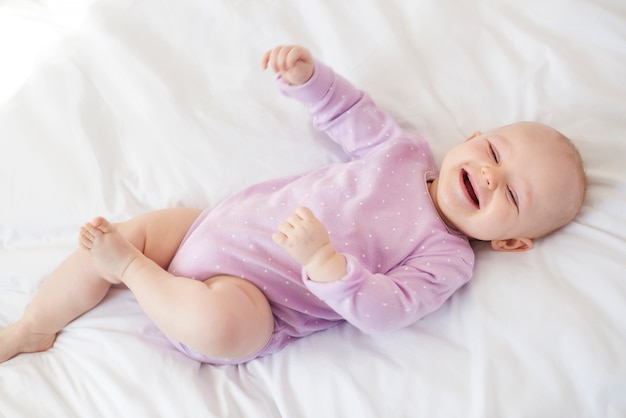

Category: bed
[1, 0, 625, 416]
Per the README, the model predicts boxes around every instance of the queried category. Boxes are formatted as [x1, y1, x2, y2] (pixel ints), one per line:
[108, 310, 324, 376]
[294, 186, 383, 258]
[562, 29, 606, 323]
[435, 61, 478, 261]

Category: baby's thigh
[197, 275, 274, 359]
[116, 208, 202, 269]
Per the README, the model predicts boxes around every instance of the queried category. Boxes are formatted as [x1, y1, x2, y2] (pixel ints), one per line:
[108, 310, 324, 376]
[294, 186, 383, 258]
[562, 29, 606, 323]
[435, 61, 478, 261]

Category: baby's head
[430, 121, 586, 251]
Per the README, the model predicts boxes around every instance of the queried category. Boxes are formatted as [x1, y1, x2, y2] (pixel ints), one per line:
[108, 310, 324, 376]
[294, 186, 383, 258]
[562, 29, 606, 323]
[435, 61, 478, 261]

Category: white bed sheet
[1, 0, 625, 417]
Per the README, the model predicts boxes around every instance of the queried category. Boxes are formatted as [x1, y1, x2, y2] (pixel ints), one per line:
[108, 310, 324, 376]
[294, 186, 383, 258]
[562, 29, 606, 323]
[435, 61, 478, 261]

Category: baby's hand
[273, 207, 347, 283]
[272, 207, 330, 266]
[262, 45, 314, 86]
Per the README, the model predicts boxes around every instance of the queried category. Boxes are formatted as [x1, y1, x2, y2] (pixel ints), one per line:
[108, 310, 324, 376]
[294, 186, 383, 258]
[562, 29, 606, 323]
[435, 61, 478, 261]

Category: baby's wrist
[305, 243, 346, 283]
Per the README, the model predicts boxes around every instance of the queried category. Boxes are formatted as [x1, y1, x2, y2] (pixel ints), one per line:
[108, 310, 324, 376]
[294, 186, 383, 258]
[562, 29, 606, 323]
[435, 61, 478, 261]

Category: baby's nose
[481, 166, 498, 190]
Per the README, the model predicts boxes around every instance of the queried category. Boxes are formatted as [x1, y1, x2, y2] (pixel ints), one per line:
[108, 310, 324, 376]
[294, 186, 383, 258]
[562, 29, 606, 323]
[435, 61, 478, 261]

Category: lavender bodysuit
[167, 61, 474, 364]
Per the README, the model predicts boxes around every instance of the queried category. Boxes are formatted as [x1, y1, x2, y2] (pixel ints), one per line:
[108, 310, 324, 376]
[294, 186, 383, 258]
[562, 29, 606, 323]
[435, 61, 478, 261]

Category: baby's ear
[491, 237, 534, 252]
[465, 131, 482, 142]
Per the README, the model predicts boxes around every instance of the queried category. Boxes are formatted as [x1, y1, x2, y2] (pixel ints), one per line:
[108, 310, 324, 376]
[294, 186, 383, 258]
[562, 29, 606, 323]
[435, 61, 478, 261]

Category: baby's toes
[78, 227, 95, 249]
[91, 216, 114, 234]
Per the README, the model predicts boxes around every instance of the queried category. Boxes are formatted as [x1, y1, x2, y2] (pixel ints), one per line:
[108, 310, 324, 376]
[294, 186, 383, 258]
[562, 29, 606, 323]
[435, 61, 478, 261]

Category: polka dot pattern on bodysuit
[166, 60, 474, 361]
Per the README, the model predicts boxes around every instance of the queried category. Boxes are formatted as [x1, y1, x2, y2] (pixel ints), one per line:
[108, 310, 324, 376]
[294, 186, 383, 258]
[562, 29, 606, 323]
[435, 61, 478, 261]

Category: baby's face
[430, 122, 583, 248]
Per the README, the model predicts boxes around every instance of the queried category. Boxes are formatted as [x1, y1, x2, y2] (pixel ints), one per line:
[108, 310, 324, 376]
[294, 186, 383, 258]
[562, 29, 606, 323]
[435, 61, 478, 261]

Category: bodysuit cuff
[301, 253, 363, 299]
[277, 60, 334, 104]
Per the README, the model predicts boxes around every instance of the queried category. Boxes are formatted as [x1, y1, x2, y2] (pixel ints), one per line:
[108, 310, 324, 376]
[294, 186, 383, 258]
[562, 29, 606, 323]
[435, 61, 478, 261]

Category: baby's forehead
[507, 125, 577, 163]
[506, 123, 559, 142]
[529, 140, 580, 185]
[530, 148, 585, 231]
[499, 121, 554, 134]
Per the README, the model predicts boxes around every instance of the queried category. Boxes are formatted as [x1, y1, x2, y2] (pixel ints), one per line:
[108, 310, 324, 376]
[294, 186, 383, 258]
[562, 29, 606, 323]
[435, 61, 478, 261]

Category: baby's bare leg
[82, 218, 274, 360]
[0, 251, 108, 363]
[0, 208, 201, 363]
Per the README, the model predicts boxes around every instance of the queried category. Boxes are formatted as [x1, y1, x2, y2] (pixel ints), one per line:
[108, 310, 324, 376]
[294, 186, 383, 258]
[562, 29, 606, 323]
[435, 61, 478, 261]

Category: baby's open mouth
[462, 169, 479, 208]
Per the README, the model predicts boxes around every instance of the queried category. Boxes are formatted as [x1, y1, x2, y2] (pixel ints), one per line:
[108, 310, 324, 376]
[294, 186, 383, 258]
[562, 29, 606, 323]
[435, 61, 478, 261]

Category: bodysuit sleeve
[304, 248, 474, 334]
[278, 61, 406, 160]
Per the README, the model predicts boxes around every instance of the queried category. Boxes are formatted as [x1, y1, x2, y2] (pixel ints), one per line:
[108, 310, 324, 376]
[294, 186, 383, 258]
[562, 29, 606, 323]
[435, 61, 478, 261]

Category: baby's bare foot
[78, 217, 142, 284]
[0, 321, 56, 363]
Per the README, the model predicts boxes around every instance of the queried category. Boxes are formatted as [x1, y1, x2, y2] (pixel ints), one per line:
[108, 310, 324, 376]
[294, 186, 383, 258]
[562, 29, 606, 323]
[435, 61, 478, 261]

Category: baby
[0, 45, 586, 365]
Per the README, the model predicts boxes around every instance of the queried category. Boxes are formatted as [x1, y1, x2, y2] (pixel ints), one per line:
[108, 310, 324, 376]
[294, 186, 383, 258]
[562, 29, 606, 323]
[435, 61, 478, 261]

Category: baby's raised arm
[262, 45, 314, 86]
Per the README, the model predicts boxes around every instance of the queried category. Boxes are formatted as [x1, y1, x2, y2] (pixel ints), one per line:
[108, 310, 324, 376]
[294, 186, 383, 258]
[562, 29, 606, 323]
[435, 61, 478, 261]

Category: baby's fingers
[272, 231, 287, 246]
[261, 49, 272, 69]
[283, 46, 310, 70]
[277, 219, 296, 236]
[262, 46, 285, 72]
[294, 206, 315, 220]
[262, 45, 307, 73]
